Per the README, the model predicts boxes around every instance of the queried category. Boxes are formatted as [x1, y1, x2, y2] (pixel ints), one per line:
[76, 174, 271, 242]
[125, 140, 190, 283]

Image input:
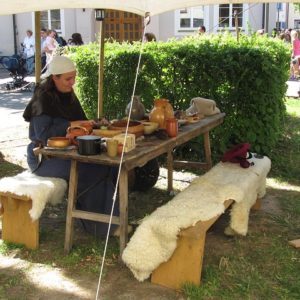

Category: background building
[0, 3, 297, 57]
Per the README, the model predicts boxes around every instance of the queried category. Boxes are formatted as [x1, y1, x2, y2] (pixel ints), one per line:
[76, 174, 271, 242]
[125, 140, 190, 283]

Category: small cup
[106, 139, 118, 157]
[117, 143, 124, 156]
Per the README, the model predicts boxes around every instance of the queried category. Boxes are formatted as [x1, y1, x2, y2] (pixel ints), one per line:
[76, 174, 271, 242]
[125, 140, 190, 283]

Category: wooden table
[35, 113, 225, 255]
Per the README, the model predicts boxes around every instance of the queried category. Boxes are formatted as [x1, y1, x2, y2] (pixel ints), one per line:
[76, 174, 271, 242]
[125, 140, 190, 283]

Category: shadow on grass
[0, 151, 25, 178]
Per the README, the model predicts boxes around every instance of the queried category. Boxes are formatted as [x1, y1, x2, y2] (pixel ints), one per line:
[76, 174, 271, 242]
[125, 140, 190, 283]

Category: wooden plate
[186, 114, 204, 123]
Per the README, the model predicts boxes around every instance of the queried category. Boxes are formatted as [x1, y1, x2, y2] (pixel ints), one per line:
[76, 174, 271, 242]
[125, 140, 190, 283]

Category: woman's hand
[97, 117, 110, 127]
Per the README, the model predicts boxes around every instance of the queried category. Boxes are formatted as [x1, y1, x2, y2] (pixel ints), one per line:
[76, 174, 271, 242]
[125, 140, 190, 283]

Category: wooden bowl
[109, 120, 144, 137]
[141, 121, 159, 135]
[93, 129, 122, 138]
[47, 137, 71, 148]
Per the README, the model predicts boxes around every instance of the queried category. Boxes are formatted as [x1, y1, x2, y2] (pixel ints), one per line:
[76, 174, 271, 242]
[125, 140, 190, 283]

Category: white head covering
[42, 56, 76, 78]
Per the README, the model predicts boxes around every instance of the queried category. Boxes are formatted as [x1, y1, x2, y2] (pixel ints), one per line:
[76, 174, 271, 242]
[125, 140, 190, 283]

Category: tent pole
[234, 10, 239, 42]
[97, 17, 105, 118]
[34, 11, 41, 83]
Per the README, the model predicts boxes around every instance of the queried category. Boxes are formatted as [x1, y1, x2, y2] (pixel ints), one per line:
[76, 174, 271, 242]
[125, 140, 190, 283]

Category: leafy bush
[68, 33, 290, 158]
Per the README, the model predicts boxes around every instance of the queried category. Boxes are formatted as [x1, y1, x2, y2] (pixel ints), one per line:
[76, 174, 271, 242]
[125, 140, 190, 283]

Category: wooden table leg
[64, 160, 78, 254]
[119, 167, 128, 256]
[204, 131, 212, 170]
[167, 149, 173, 193]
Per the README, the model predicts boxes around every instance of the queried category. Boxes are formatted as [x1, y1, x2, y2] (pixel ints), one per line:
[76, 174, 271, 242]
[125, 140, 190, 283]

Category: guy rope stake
[94, 11, 151, 300]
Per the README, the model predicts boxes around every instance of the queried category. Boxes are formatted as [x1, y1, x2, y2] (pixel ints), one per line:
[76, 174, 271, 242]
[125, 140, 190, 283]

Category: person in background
[144, 32, 156, 42]
[40, 28, 47, 72]
[23, 56, 120, 236]
[290, 29, 300, 80]
[271, 28, 278, 38]
[256, 29, 265, 35]
[198, 25, 206, 34]
[284, 28, 291, 43]
[53, 30, 67, 47]
[22, 29, 35, 74]
[44, 30, 58, 65]
[68, 33, 84, 46]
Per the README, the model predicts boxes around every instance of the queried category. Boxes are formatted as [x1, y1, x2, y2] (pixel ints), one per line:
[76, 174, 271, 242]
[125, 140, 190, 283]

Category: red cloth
[221, 143, 252, 168]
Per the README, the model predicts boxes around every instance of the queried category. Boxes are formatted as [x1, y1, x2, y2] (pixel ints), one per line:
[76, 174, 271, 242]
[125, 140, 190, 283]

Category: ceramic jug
[66, 126, 90, 145]
[166, 118, 178, 137]
[149, 98, 174, 129]
[125, 95, 145, 120]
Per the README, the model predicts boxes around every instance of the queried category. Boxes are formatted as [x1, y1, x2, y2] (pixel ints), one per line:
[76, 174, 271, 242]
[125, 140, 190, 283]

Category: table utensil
[47, 137, 71, 148]
[141, 121, 159, 135]
[106, 139, 118, 157]
[109, 120, 144, 137]
[166, 118, 178, 137]
[77, 135, 102, 155]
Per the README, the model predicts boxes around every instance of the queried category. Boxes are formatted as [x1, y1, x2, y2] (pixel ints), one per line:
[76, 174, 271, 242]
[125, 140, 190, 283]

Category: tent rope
[95, 12, 151, 300]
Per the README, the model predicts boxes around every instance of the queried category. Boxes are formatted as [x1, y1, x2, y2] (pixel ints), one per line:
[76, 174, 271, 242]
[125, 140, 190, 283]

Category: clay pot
[149, 98, 174, 129]
[66, 126, 90, 145]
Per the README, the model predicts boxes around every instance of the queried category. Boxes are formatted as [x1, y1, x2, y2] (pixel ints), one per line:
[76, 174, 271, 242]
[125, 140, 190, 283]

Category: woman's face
[53, 71, 76, 93]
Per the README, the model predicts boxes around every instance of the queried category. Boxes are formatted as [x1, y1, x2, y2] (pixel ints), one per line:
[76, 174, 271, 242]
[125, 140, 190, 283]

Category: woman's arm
[31, 114, 70, 146]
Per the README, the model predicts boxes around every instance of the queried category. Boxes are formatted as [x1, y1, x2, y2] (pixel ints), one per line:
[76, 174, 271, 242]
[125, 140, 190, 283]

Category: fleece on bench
[0, 171, 67, 221]
[122, 156, 271, 282]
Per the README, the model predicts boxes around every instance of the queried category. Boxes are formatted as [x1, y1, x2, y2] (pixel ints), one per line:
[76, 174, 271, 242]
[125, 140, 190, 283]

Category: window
[41, 9, 62, 33]
[294, 20, 300, 29]
[175, 7, 205, 32]
[219, 4, 243, 28]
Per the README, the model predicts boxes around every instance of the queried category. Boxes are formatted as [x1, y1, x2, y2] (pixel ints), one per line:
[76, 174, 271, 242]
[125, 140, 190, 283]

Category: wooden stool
[0, 191, 39, 249]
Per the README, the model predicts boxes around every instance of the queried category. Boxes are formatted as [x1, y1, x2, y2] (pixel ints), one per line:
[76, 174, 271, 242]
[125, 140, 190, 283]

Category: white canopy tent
[0, 0, 289, 16]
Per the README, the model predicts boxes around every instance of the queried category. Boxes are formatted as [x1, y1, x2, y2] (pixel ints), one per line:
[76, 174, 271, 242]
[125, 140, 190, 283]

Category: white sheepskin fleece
[122, 156, 271, 282]
[0, 171, 67, 221]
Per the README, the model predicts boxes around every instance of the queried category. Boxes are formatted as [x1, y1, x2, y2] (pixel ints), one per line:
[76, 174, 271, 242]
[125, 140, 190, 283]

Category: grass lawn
[0, 99, 299, 299]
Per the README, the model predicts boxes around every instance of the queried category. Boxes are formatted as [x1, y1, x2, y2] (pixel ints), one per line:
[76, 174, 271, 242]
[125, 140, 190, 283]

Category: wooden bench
[0, 171, 67, 250]
[122, 156, 270, 286]
[151, 198, 261, 289]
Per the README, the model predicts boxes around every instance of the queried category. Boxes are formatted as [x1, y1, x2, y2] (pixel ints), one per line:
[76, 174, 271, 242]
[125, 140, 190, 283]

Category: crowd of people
[21, 29, 84, 75]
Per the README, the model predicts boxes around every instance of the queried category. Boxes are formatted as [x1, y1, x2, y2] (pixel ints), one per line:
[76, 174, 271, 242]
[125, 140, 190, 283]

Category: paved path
[286, 79, 300, 98]
[0, 69, 33, 167]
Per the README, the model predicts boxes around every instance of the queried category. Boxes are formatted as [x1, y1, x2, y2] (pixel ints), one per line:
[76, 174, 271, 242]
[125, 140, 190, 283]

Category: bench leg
[251, 197, 262, 210]
[1, 195, 39, 249]
[151, 228, 206, 290]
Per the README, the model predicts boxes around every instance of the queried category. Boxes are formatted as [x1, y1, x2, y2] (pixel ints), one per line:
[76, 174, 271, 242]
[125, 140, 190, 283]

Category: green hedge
[67, 33, 290, 158]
